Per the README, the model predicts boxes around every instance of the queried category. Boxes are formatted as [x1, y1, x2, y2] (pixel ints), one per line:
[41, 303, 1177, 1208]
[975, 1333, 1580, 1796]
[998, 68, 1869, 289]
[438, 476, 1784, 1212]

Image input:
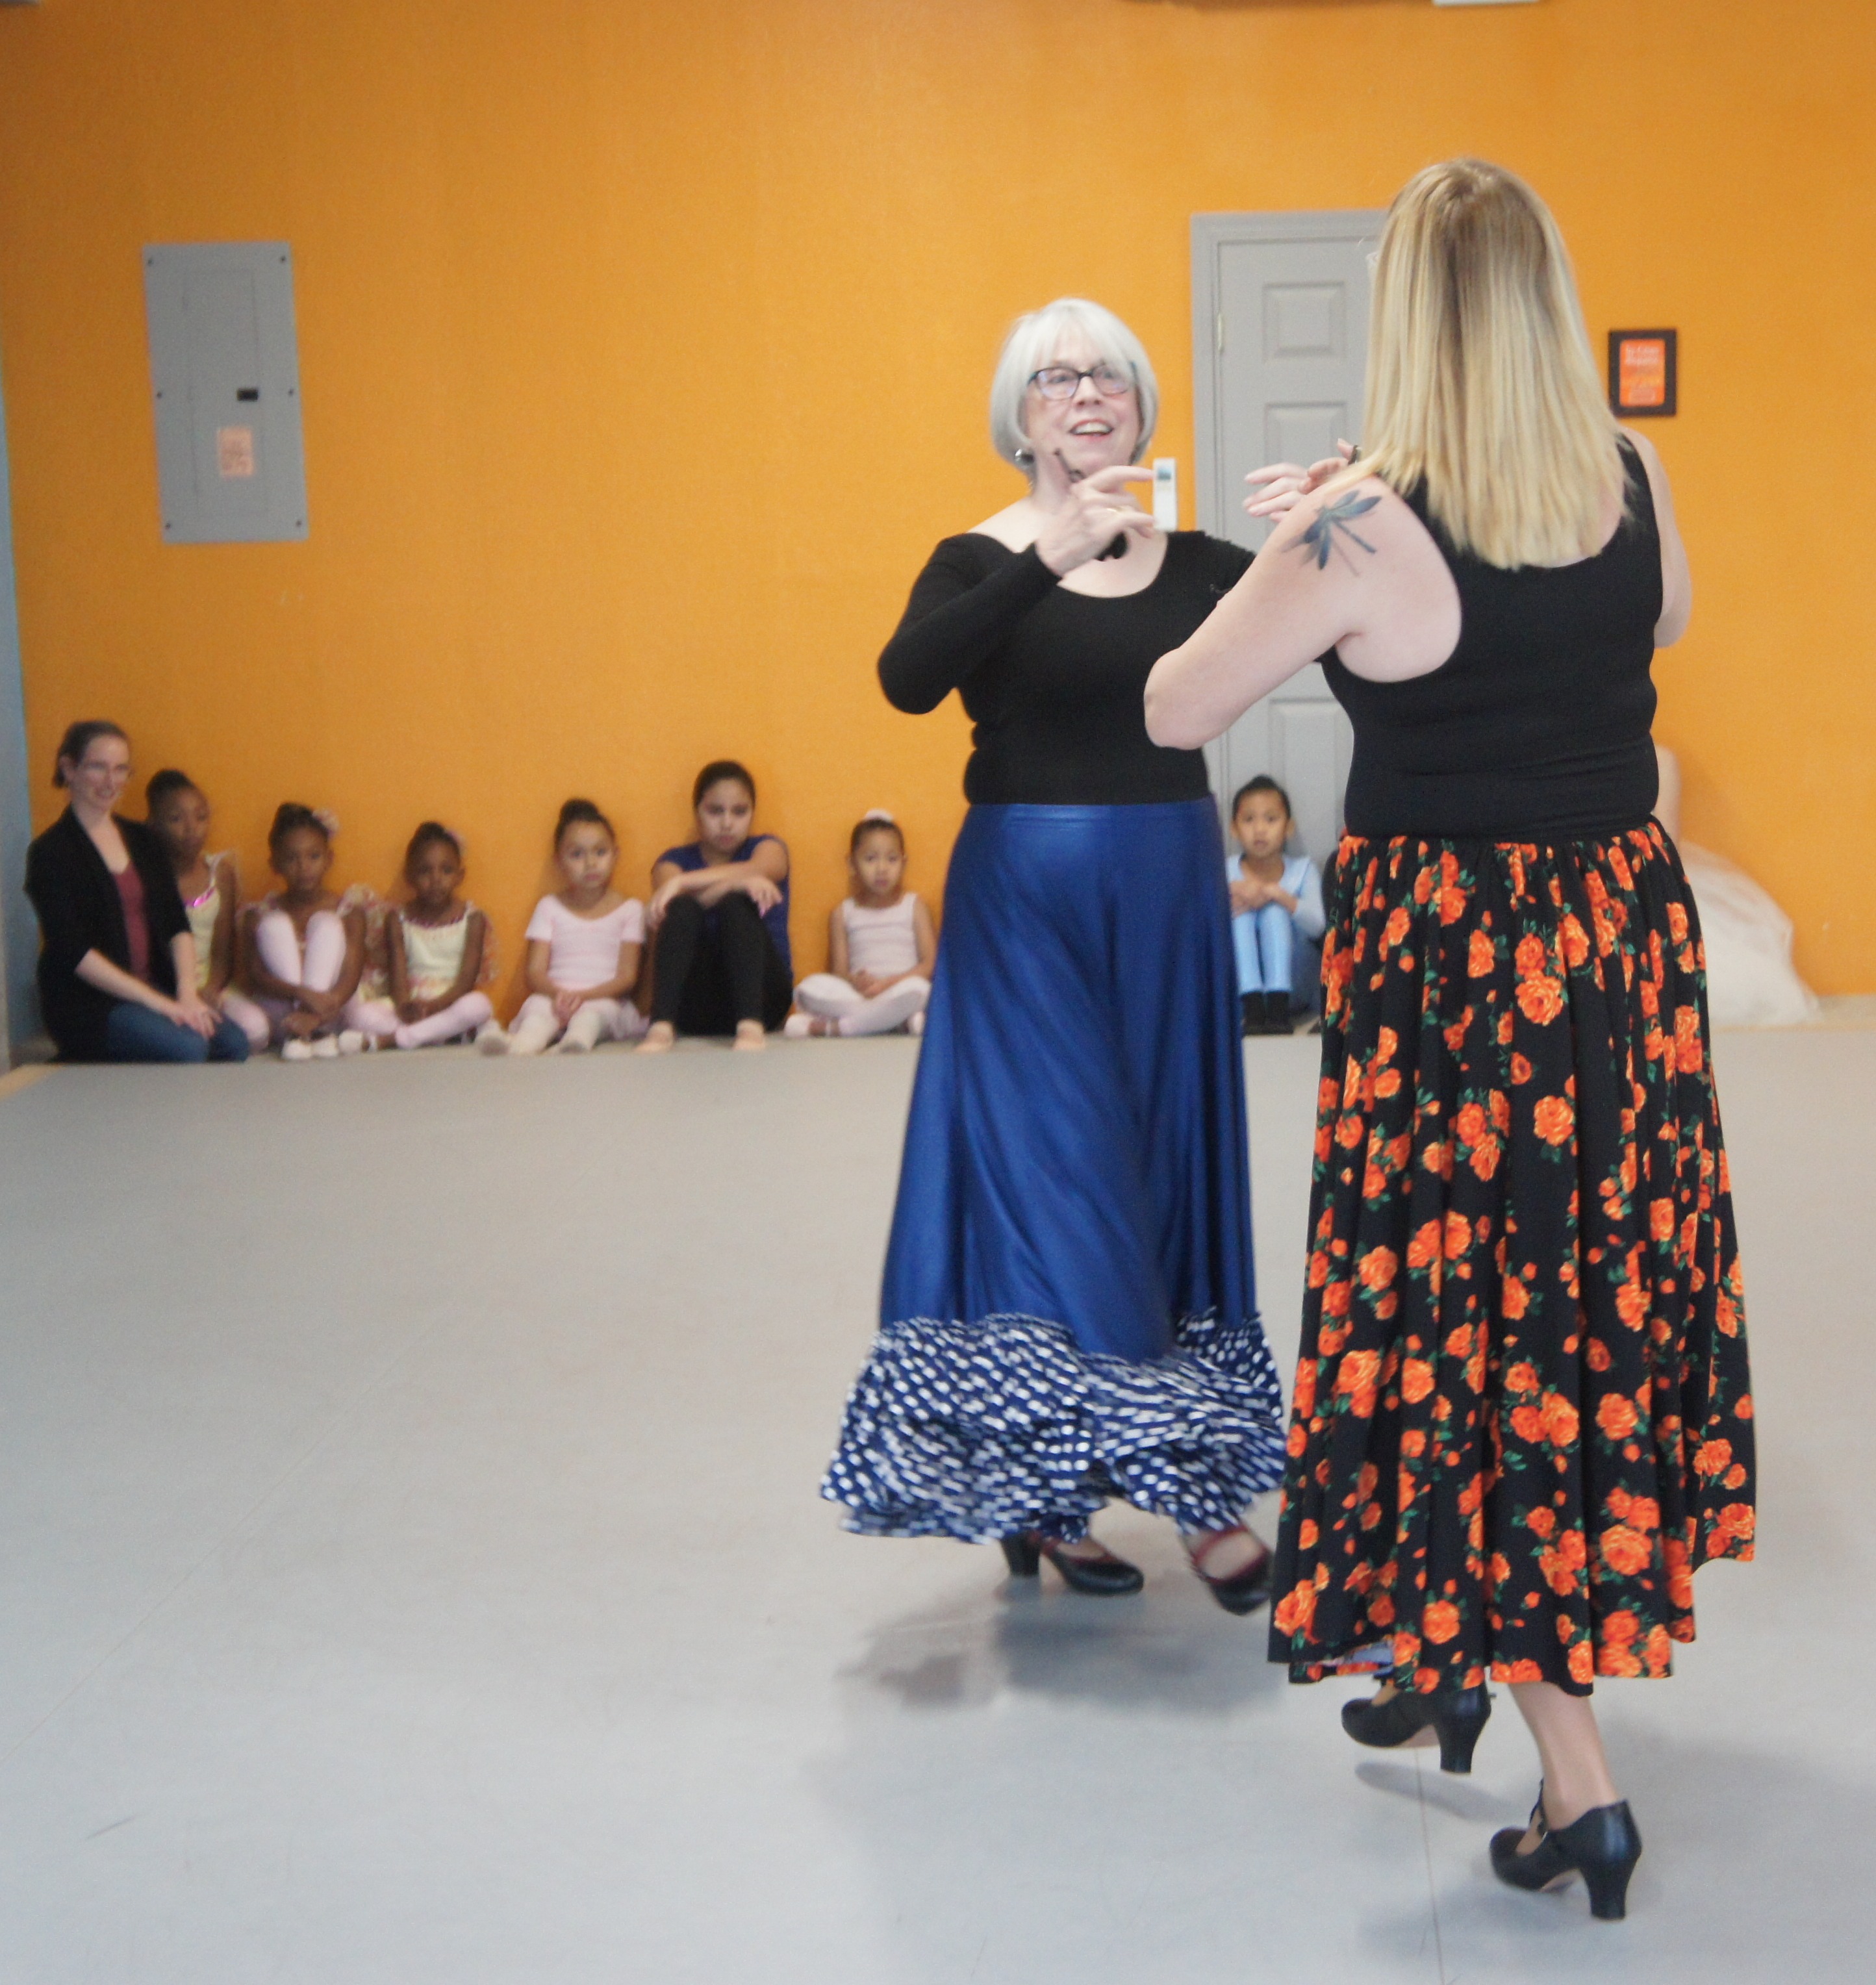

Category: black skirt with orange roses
[1267, 823, 1755, 1696]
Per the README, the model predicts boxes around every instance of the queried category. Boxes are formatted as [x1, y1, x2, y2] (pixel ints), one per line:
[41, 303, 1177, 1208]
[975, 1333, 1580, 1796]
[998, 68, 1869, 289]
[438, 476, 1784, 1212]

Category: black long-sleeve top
[878, 531, 1254, 805]
[24, 809, 188, 1060]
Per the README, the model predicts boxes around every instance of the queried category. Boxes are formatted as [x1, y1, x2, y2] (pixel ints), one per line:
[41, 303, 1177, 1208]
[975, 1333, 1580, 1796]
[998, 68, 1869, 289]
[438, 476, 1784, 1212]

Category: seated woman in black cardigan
[24, 721, 249, 1063]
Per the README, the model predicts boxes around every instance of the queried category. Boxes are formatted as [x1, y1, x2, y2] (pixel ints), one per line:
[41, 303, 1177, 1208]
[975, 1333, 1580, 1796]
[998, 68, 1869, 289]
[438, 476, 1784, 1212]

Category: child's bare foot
[733, 1020, 767, 1051]
[637, 1022, 676, 1055]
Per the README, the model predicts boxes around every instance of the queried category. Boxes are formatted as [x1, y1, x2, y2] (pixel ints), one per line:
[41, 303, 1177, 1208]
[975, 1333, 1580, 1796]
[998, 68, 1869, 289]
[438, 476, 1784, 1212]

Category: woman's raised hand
[1034, 464, 1158, 577]
[1243, 442, 1356, 523]
[646, 876, 685, 931]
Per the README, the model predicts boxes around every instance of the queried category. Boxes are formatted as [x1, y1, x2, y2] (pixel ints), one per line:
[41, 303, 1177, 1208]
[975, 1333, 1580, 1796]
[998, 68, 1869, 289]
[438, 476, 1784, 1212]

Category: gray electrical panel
[143, 242, 309, 543]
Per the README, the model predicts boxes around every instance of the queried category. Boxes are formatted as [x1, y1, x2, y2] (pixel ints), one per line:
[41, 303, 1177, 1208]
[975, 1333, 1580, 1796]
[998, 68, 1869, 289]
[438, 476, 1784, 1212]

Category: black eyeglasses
[1028, 364, 1134, 401]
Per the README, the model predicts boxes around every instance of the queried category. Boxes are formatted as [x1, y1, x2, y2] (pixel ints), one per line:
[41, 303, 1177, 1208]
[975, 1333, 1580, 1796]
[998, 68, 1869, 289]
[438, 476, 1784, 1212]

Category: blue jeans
[1232, 902, 1295, 1000]
[103, 1002, 250, 1063]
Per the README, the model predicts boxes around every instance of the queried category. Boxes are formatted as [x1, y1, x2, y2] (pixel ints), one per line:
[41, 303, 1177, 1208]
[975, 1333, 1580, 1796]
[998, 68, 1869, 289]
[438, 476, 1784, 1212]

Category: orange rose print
[1674, 1005, 1703, 1073]
[1540, 1392, 1580, 1447]
[1516, 974, 1564, 1024]
[1274, 1584, 1315, 1637]
[1600, 1524, 1653, 1576]
[1358, 1246, 1399, 1291]
[1694, 1438, 1733, 1480]
[1278, 829, 1750, 1697]
[1422, 1600, 1461, 1643]
[1533, 1094, 1575, 1144]
[1597, 1394, 1638, 1441]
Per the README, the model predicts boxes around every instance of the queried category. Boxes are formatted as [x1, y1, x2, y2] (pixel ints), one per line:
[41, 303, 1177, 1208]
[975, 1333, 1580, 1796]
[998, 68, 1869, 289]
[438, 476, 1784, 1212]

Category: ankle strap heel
[1491, 1793, 1642, 1920]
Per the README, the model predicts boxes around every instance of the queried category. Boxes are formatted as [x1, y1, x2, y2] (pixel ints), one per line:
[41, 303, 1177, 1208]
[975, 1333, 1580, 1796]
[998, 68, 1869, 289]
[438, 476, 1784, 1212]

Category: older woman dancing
[822, 298, 1287, 1608]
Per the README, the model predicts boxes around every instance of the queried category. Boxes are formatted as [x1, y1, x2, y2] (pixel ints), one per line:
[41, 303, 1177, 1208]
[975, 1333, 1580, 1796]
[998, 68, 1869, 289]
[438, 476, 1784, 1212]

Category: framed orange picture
[1608, 329, 1677, 418]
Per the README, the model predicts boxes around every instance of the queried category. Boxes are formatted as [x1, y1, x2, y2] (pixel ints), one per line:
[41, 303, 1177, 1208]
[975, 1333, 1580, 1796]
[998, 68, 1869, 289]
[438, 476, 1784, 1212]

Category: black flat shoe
[1340, 1682, 1491, 1774]
[1186, 1526, 1274, 1615]
[1000, 1532, 1144, 1595]
[1490, 1788, 1642, 1921]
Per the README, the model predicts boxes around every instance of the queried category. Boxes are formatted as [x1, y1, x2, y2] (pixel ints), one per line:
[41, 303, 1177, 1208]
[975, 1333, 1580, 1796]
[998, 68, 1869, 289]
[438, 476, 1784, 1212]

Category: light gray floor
[0, 1030, 1868, 1983]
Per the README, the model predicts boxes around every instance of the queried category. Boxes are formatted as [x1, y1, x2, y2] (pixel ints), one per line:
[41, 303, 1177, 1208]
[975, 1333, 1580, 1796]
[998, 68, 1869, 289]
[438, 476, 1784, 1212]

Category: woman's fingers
[1245, 461, 1309, 490]
[1083, 462, 1154, 494]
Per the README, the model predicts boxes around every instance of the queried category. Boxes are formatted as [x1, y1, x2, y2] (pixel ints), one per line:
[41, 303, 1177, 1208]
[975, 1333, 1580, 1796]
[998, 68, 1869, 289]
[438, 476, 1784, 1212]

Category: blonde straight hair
[1350, 160, 1626, 570]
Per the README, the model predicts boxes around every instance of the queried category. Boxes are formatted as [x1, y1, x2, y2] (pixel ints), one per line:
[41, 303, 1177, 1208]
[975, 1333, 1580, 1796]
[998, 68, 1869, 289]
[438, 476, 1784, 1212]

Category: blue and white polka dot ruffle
[822, 1308, 1288, 1543]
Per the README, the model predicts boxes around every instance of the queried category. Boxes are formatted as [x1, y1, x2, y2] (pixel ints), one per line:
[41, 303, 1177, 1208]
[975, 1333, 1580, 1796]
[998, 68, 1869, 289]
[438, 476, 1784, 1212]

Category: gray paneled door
[1191, 210, 1386, 866]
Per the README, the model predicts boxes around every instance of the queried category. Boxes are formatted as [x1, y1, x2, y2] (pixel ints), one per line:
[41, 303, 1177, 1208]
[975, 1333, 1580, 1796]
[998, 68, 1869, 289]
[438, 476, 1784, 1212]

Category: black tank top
[1323, 440, 1662, 841]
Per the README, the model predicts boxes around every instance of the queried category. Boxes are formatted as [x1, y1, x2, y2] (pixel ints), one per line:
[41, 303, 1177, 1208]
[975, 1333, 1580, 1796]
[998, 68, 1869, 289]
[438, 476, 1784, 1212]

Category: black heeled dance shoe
[1185, 1525, 1274, 1615]
[1000, 1532, 1145, 1596]
[1340, 1682, 1491, 1774]
[1490, 1786, 1642, 1921]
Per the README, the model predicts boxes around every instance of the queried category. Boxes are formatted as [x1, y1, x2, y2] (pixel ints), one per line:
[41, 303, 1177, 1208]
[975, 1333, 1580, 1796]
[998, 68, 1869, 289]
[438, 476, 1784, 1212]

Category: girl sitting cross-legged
[785, 811, 937, 1038]
[346, 822, 499, 1050]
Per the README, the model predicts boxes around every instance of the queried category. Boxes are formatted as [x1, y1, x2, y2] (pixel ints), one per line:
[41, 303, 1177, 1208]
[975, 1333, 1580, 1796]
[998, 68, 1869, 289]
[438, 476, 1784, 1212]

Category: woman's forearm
[170, 934, 201, 999]
[75, 950, 164, 1009]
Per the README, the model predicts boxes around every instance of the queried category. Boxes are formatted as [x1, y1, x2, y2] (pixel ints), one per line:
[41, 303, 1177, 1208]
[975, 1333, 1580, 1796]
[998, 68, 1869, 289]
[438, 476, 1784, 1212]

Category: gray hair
[987, 297, 1159, 475]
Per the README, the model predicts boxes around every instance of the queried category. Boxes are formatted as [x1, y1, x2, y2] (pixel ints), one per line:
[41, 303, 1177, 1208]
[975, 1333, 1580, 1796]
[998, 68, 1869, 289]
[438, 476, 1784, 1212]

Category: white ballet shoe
[783, 1014, 814, 1039]
[311, 1035, 341, 1059]
[280, 1038, 314, 1063]
[476, 1024, 511, 1055]
[336, 1030, 366, 1056]
[907, 1010, 925, 1037]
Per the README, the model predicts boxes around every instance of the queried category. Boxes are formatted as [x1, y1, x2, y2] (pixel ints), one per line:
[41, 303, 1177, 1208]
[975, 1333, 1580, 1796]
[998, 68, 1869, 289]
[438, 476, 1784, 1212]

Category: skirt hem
[823, 1308, 1287, 1544]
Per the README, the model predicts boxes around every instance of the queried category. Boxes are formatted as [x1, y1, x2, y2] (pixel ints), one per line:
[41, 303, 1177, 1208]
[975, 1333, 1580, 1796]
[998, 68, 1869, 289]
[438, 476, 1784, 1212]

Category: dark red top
[115, 865, 152, 983]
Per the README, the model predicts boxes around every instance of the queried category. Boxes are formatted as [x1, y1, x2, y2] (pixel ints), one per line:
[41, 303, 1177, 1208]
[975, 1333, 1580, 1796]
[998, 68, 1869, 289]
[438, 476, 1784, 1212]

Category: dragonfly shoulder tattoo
[1291, 491, 1381, 573]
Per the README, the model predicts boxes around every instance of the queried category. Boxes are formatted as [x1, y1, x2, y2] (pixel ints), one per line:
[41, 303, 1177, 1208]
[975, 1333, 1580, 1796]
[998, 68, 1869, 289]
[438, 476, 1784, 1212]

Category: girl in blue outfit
[1228, 776, 1325, 1034]
[821, 299, 1287, 1606]
[639, 761, 792, 1052]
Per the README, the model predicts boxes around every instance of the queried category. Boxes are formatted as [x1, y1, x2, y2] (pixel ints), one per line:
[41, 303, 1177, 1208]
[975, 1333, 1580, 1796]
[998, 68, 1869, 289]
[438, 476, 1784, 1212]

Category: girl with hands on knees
[24, 720, 249, 1062]
[785, 812, 937, 1038]
[144, 767, 270, 1051]
[1226, 776, 1325, 1036]
[639, 761, 792, 1053]
[483, 800, 644, 1056]
[242, 805, 370, 1059]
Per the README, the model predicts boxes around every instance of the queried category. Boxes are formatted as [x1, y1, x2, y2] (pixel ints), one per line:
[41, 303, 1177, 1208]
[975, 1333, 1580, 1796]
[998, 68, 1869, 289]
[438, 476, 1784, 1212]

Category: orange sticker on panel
[1617, 340, 1667, 409]
[216, 425, 256, 479]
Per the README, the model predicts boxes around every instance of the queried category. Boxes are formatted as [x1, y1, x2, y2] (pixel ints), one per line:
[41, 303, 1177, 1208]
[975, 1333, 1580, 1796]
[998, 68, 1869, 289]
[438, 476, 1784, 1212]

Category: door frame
[1189, 209, 1386, 824]
[1189, 208, 1386, 542]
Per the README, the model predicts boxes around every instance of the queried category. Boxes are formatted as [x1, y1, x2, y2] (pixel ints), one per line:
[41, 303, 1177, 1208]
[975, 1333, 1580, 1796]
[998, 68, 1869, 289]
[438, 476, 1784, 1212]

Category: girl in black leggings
[639, 761, 792, 1052]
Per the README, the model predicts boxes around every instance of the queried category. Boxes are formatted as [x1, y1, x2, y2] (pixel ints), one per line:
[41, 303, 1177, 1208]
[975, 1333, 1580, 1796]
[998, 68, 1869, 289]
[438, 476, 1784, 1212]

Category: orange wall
[1, 0, 1872, 995]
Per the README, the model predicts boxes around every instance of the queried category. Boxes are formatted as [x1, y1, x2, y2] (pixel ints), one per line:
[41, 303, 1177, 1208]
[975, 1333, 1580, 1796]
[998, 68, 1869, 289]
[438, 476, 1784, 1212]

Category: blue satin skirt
[822, 800, 1287, 1541]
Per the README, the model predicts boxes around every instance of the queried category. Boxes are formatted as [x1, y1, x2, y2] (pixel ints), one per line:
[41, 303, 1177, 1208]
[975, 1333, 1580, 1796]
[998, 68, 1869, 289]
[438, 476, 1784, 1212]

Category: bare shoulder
[1259, 474, 1434, 583]
[1620, 425, 1676, 505]
[969, 499, 1037, 552]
